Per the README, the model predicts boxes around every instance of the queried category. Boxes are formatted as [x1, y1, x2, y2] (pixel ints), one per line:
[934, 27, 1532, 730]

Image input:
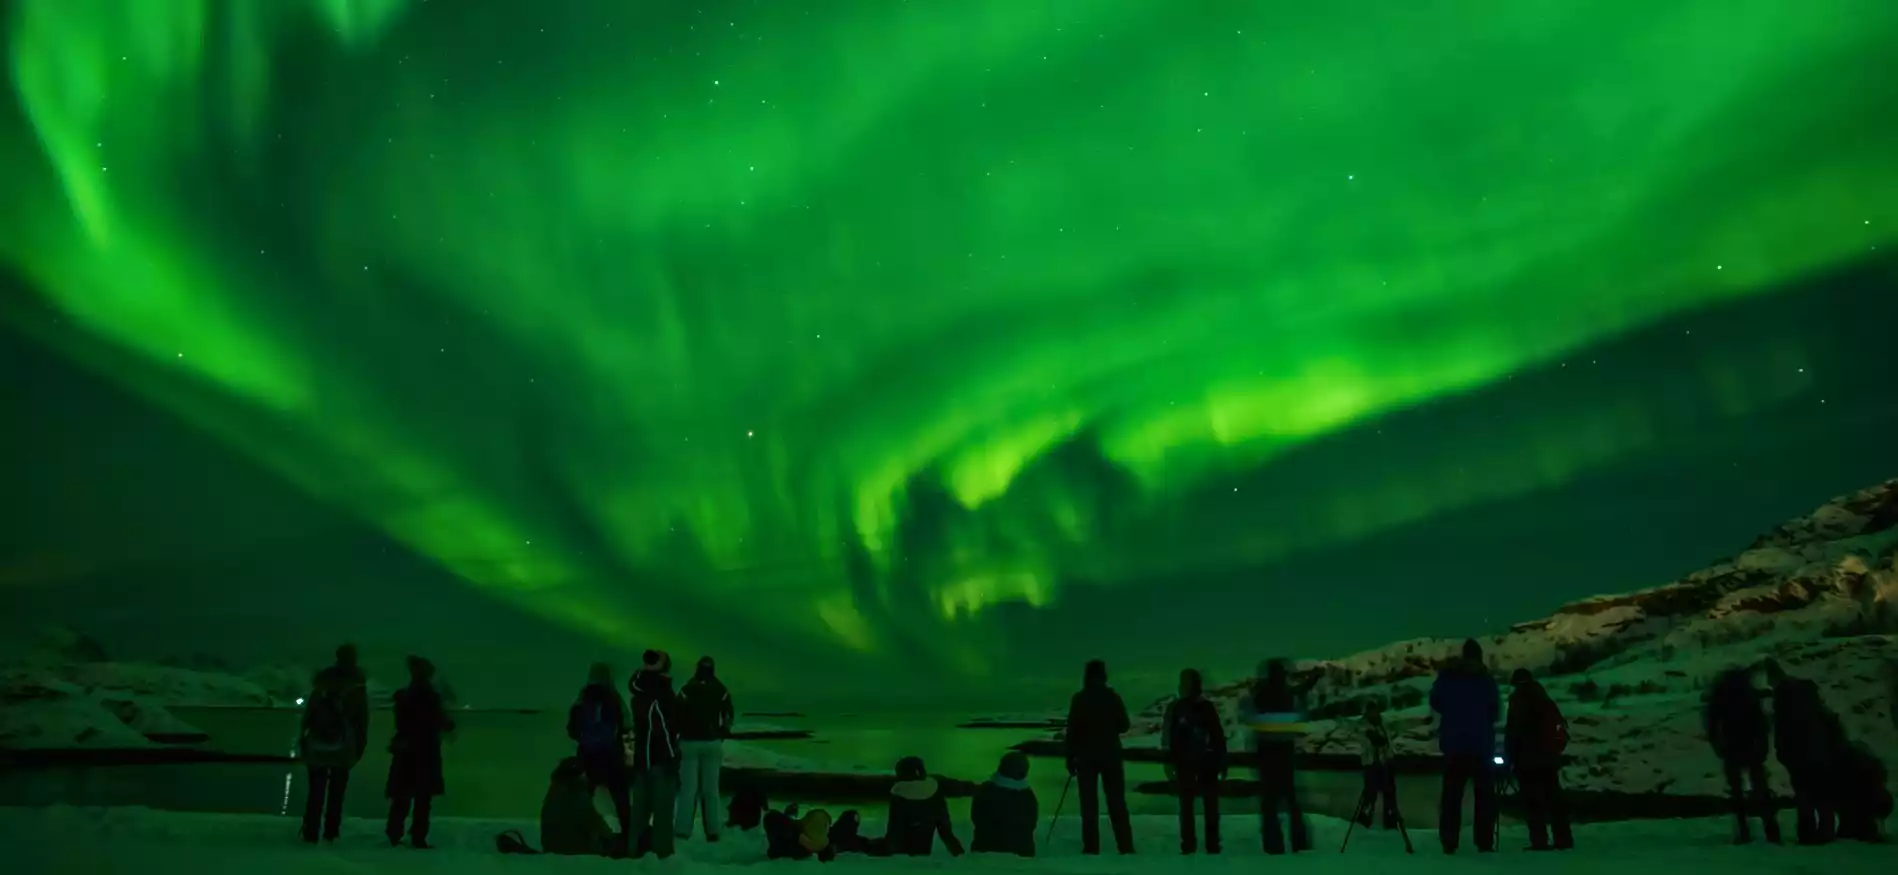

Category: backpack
[574, 700, 619, 754]
[303, 687, 352, 754]
[1174, 702, 1215, 754]
[1541, 700, 1570, 755]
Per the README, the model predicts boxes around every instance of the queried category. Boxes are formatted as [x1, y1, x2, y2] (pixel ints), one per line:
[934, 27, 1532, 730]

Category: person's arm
[350, 683, 371, 757]
[721, 684, 736, 738]
[1063, 695, 1080, 772]
[1206, 702, 1230, 773]
[935, 797, 964, 856]
[1113, 692, 1131, 735]
[1025, 792, 1040, 857]
[1159, 702, 1175, 754]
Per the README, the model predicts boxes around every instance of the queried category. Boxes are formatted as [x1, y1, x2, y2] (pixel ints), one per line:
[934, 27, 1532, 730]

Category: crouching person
[765, 804, 836, 861]
[972, 752, 1038, 856]
[541, 757, 617, 857]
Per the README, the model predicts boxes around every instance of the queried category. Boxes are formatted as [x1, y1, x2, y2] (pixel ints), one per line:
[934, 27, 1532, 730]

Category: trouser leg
[1078, 767, 1102, 854]
[300, 767, 328, 841]
[675, 743, 702, 837]
[1102, 763, 1134, 853]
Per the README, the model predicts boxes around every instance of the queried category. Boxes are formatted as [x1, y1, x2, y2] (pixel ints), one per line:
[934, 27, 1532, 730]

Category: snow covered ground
[5, 804, 1893, 874]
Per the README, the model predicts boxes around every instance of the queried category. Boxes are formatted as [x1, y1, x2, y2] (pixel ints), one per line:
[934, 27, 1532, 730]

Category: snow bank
[3, 803, 1893, 874]
[0, 670, 209, 750]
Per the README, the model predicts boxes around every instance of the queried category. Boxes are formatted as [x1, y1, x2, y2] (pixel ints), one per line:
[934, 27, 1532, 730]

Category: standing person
[1236, 658, 1310, 854]
[1705, 667, 1779, 844]
[1504, 668, 1573, 851]
[675, 655, 734, 843]
[970, 751, 1039, 856]
[1430, 638, 1500, 855]
[385, 655, 454, 848]
[1064, 659, 1135, 855]
[298, 644, 370, 843]
[1353, 699, 1399, 830]
[1161, 668, 1227, 855]
[1765, 659, 1838, 845]
[567, 662, 631, 841]
[627, 649, 683, 859]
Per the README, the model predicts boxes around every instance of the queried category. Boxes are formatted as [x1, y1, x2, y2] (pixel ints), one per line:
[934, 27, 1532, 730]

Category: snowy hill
[1127, 478, 1898, 799]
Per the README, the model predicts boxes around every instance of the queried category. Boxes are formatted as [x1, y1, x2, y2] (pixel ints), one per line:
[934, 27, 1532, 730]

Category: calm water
[0, 709, 1429, 825]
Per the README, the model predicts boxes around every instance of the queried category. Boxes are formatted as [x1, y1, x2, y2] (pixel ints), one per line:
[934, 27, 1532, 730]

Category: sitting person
[764, 804, 836, 861]
[881, 756, 965, 857]
[727, 787, 769, 832]
[971, 751, 1038, 856]
[539, 757, 617, 857]
[827, 810, 868, 855]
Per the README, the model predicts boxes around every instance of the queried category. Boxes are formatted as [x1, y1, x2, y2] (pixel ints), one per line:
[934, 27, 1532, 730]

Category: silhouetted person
[1353, 699, 1399, 830]
[627, 649, 683, 858]
[1238, 658, 1310, 854]
[1505, 668, 1573, 851]
[675, 655, 734, 842]
[1765, 659, 1837, 844]
[1064, 659, 1135, 855]
[1430, 638, 1499, 854]
[298, 643, 370, 843]
[567, 662, 631, 838]
[1162, 668, 1227, 855]
[1705, 667, 1779, 844]
[541, 757, 616, 856]
[881, 756, 965, 856]
[726, 787, 769, 832]
[828, 809, 867, 855]
[971, 751, 1038, 856]
[765, 804, 835, 860]
[385, 655, 453, 848]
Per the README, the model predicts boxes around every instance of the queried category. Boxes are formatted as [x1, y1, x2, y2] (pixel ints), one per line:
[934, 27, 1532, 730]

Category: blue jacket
[1429, 661, 1500, 758]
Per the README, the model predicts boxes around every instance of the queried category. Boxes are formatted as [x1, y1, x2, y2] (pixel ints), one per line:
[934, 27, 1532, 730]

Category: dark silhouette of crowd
[291, 641, 1892, 858]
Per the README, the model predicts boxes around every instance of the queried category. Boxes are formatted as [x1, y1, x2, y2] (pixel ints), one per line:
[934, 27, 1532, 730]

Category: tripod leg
[1339, 787, 1372, 853]
[1390, 780, 1416, 855]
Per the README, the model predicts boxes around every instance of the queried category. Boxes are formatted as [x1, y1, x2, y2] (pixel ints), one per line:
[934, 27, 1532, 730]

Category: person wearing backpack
[298, 643, 370, 843]
[567, 662, 631, 840]
[1161, 668, 1228, 855]
[674, 655, 734, 842]
[1504, 668, 1573, 851]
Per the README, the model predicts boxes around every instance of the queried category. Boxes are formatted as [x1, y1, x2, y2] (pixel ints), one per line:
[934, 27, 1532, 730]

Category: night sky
[3, 1, 1895, 710]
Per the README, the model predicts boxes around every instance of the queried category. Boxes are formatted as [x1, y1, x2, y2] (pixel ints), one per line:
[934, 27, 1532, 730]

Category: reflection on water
[0, 709, 1472, 828]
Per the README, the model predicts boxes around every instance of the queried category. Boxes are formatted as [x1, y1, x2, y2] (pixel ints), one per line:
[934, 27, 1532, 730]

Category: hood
[995, 751, 1029, 782]
[890, 777, 940, 801]
[796, 810, 833, 852]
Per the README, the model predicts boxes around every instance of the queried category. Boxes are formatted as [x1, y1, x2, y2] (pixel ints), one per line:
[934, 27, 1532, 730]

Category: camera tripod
[1338, 767, 1415, 854]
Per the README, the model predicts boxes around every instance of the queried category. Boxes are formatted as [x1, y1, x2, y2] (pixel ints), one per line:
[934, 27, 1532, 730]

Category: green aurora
[4, 1, 1896, 686]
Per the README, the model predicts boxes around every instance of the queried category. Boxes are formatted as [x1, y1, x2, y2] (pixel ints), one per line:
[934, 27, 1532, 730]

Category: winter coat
[1160, 696, 1228, 771]
[882, 776, 964, 856]
[298, 663, 370, 769]
[1704, 674, 1770, 766]
[677, 674, 735, 741]
[1504, 679, 1566, 770]
[1429, 658, 1500, 758]
[540, 758, 614, 856]
[1236, 680, 1305, 755]
[1771, 677, 1835, 773]
[1064, 682, 1132, 765]
[970, 755, 1038, 857]
[567, 683, 628, 758]
[385, 682, 453, 798]
[628, 670, 682, 771]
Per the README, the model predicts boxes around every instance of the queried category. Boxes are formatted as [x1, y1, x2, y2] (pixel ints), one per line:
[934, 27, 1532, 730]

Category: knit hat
[996, 751, 1030, 781]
